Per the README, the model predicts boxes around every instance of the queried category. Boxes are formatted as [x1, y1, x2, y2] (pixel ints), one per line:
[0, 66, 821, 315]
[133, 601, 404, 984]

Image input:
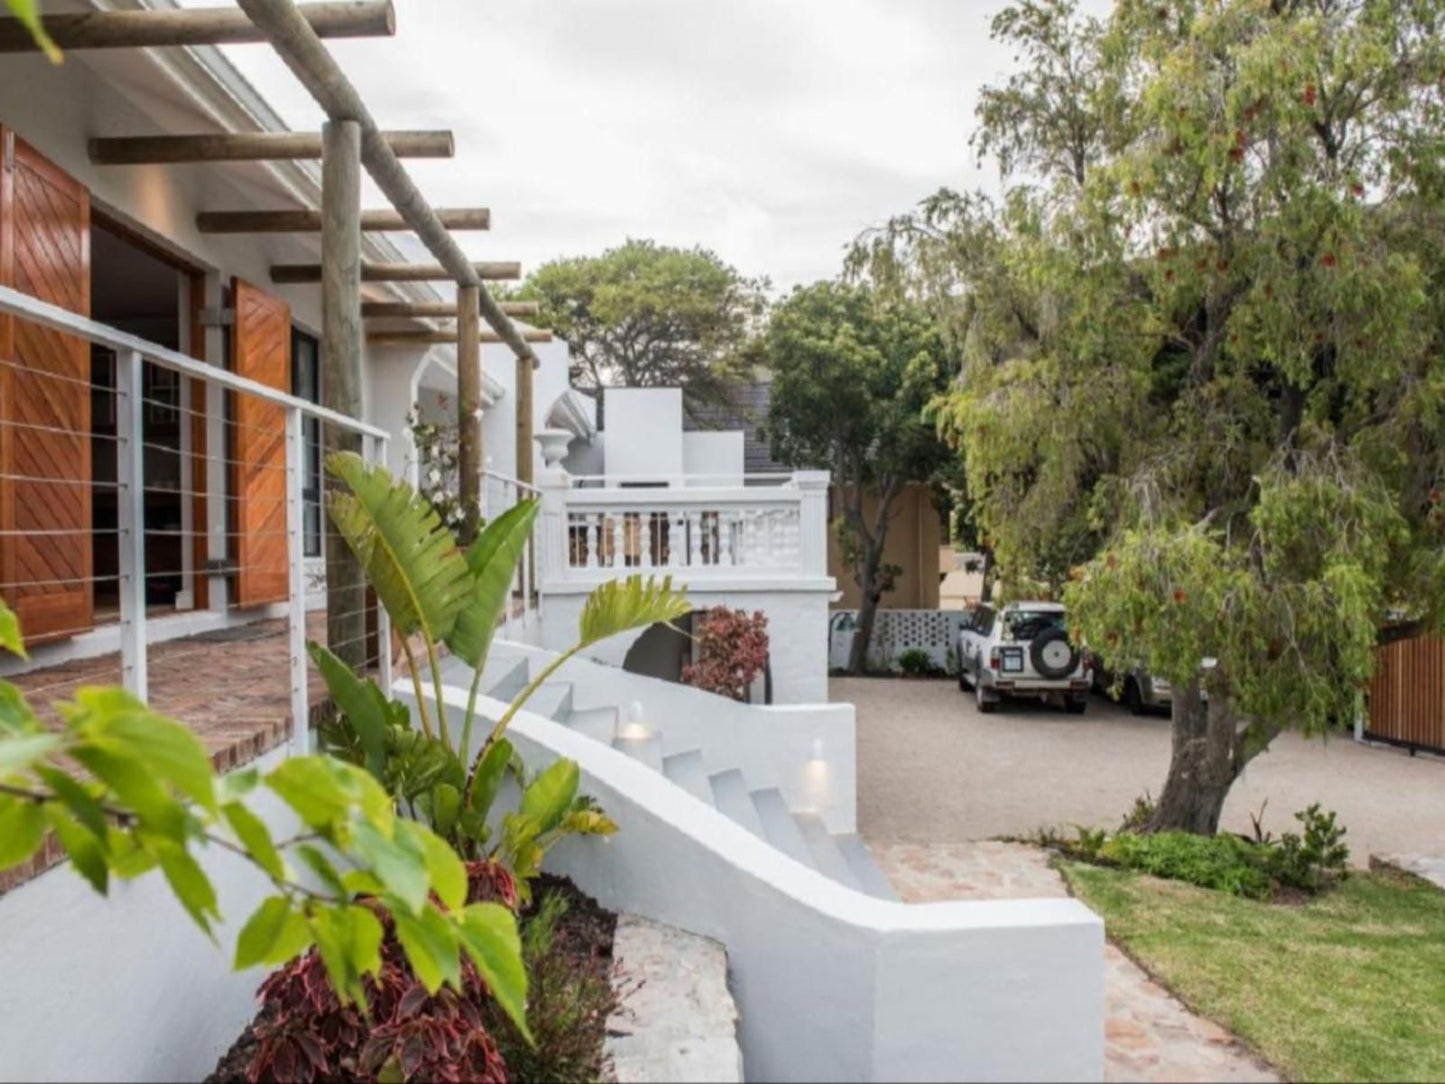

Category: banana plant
[311, 453, 691, 876]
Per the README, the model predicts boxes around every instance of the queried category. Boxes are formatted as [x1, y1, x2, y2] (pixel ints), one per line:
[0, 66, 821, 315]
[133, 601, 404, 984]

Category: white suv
[958, 601, 1090, 714]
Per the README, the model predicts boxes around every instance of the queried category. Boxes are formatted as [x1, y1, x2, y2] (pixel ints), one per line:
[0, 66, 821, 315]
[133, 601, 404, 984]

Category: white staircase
[447, 646, 896, 901]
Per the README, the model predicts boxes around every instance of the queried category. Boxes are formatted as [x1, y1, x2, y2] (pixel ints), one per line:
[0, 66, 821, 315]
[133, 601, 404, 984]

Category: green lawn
[1060, 862, 1445, 1083]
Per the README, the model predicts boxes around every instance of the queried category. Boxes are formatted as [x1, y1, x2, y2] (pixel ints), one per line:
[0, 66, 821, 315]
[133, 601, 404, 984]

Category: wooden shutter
[230, 277, 290, 608]
[0, 128, 93, 644]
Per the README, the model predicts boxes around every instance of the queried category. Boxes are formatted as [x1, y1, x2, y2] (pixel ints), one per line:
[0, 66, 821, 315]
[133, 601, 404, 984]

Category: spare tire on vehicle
[1030, 627, 1079, 679]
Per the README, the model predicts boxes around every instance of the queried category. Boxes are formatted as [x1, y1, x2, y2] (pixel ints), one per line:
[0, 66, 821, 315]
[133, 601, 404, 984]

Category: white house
[0, 6, 1103, 1083]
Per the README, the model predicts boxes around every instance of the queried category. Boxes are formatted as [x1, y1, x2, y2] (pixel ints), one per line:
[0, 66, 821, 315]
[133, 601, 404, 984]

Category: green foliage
[766, 281, 957, 667]
[0, 601, 527, 1031]
[1101, 831, 1275, 899]
[1119, 791, 1156, 833]
[488, 889, 617, 1084]
[1268, 804, 1350, 893]
[896, 648, 939, 677]
[518, 239, 768, 414]
[856, 0, 1445, 825]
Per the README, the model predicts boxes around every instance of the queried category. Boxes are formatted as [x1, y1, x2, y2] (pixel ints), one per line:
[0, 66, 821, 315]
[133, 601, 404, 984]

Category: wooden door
[230, 277, 290, 608]
[0, 128, 93, 644]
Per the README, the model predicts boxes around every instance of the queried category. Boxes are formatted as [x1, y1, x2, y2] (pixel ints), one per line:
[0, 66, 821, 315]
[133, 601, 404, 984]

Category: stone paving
[1372, 853, 1445, 891]
[873, 840, 1281, 1083]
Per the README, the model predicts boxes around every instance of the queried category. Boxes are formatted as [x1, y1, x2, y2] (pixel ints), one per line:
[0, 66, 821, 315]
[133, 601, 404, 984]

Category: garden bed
[207, 875, 617, 1084]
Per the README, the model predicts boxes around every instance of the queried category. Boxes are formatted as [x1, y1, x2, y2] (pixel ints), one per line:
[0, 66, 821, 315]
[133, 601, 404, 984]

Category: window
[973, 606, 996, 636]
[292, 330, 322, 557]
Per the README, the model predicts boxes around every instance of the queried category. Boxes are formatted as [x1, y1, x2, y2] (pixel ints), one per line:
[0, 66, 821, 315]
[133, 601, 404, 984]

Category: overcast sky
[206, 0, 1073, 294]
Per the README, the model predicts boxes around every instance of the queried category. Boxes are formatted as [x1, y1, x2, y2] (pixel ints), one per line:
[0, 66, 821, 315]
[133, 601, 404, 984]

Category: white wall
[479, 642, 858, 834]
[539, 583, 836, 704]
[603, 388, 684, 483]
[682, 431, 745, 484]
[426, 685, 1106, 1084]
[482, 339, 579, 487]
[0, 746, 298, 1083]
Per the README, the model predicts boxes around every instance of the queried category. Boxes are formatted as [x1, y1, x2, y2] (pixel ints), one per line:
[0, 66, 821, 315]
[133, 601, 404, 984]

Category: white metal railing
[0, 285, 388, 754]
[537, 469, 832, 585]
[482, 468, 542, 639]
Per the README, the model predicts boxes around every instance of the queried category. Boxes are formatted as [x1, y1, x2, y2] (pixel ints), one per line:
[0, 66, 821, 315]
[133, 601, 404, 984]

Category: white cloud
[202, 0, 1083, 292]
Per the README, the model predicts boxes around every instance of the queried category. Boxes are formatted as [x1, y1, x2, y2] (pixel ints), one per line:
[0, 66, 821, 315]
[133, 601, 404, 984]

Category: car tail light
[989, 648, 1000, 672]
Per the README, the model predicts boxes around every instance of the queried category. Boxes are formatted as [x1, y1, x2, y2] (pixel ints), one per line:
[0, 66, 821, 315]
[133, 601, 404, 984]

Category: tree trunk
[847, 547, 884, 674]
[1147, 682, 1242, 834]
[979, 545, 996, 603]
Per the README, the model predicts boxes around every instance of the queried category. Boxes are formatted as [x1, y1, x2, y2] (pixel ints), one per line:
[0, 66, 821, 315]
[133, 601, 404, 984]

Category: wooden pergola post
[456, 285, 483, 544]
[516, 352, 534, 488]
[321, 118, 367, 670]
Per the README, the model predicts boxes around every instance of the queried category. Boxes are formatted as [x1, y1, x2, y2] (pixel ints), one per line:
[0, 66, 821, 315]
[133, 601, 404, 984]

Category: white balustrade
[539, 470, 831, 585]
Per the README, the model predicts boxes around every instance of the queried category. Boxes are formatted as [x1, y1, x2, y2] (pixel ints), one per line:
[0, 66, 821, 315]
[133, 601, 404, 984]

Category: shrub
[1101, 831, 1274, 899]
[896, 648, 939, 676]
[1266, 804, 1349, 891]
[1118, 791, 1156, 833]
[681, 608, 769, 700]
[246, 862, 518, 1084]
[486, 886, 617, 1083]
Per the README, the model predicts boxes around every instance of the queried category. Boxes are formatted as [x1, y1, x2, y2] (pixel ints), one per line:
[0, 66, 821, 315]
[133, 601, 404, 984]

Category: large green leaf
[578, 574, 691, 648]
[0, 732, 58, 777]
[234, 896, 312, 970]
[467, 738, 512, 822]
[393, 904, 461, 994]
[307, 640, 391, 780]
[325, 452, 474, 643]
[447, 499, 540, 667]
[520, 759, 580, 837]
[0, 797, 45, 870]
[459, 902, 530, 1041]
[0, 599, 25, 658]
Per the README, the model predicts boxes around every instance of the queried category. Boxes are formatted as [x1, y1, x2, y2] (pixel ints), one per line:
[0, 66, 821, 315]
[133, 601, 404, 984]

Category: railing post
[794, 470, 831, 577]
[371, 433, 393, 698]
[115, 349, 148, 700]
[285, 405, 308, 753]
[537, 467, 569, 586]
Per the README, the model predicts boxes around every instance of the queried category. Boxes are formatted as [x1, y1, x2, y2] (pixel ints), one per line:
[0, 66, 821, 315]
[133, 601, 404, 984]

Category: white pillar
[794, 470, 831, 577]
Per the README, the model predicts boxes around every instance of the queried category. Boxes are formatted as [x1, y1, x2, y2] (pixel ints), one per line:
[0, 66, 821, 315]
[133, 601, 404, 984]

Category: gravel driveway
[838, 676, 1445, 864]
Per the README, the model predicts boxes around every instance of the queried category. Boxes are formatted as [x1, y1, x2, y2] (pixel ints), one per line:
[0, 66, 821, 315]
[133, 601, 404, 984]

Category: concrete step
[662, 750, 713, 804]
[521, 682, 573, 722]
[794, 813, 862, 891]
[562, 706, 618, 743]
[483, 655, 530, 701]
[749, 788, 813, 868]
[612, 733, 664, 772]
[832, 834, 899, 901]
[709, 769, 765, 838]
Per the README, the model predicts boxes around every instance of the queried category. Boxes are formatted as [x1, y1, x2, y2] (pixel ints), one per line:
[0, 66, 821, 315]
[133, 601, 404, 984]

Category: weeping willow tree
[855, 0, 1445, 832]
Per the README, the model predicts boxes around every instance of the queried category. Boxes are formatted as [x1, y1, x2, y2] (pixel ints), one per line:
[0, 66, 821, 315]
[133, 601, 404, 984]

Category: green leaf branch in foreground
[0, 601, 529, 1035]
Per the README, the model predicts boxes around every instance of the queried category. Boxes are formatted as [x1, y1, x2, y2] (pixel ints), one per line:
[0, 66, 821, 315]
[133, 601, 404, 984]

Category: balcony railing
[0, 284, 388, 754]
[535, 469, 831, 587]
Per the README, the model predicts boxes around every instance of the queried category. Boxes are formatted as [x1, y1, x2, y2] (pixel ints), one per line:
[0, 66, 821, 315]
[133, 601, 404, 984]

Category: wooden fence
[1367, 634, 1445, 754]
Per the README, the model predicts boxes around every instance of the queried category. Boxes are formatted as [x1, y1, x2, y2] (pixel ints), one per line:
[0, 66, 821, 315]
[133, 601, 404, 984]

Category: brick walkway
[874, 841, 1280, 1083]
[3, 614, 336, 893]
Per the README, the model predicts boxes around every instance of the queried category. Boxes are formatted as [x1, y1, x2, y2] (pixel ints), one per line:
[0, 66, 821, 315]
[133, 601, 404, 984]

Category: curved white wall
[434, 684, 1105, 1083]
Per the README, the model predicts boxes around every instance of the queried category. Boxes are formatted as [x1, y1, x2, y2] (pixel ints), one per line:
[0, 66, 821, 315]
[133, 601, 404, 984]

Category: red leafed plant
[681, 607, 770, 702]
[244, 862, 516, 1084]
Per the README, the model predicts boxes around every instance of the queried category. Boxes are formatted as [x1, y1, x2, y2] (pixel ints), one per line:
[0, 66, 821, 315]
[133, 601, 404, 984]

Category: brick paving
[2, 613, 337, 894]
[874, 840, 1280, 1083]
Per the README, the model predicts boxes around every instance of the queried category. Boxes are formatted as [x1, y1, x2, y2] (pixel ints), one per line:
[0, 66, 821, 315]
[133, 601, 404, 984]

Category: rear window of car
[1003, 610, 1066, 641]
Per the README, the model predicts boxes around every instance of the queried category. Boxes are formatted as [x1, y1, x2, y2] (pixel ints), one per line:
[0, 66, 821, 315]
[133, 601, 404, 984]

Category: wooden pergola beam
[367, 329, 554, 345]
[236, 0, 540, 370]
[0, 1, 395, 52]
[197, 207, 490, 234]
[361, 300, 538, 318]
[272, 261, 520, 284]
[91, 131, 453, 165]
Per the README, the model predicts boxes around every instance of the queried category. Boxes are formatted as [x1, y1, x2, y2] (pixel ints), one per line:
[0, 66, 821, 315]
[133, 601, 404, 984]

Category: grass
[1060, 861, 1445, 1083]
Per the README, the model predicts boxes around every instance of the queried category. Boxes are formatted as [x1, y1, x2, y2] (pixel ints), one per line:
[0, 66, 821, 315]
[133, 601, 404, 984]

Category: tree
[857, 0, 1445, 832]
[765, 282, 956, 672]
[519, 239, 768, 416]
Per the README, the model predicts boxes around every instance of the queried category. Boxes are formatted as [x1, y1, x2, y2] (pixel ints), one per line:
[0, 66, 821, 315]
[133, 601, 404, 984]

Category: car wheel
[1065, 694, 1088, 715]
[976, 680, 997, 714]
[1124, 679, 1145, 715]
